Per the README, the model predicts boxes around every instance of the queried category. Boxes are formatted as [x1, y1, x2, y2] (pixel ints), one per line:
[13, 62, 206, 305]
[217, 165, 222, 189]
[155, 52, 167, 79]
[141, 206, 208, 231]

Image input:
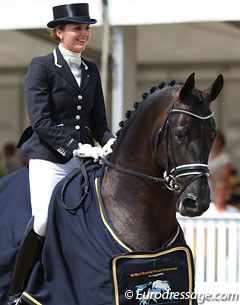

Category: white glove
[73, 143, 103, 162]
[102, 138, 116, 157]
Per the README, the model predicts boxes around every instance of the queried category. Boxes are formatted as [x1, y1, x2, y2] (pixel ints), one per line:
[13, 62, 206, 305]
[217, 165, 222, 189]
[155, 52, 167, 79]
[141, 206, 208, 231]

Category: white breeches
[29, 157, 82, 236]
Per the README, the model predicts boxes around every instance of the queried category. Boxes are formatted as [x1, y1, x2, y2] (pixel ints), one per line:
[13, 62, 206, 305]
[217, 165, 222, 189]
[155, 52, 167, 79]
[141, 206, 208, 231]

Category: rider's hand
[73, 143, 103, 162]
[102, 138, 116, 158]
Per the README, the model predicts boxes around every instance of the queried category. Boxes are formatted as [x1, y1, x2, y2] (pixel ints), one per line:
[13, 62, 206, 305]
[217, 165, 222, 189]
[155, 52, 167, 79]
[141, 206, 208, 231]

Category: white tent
[1, 0, 240, 29]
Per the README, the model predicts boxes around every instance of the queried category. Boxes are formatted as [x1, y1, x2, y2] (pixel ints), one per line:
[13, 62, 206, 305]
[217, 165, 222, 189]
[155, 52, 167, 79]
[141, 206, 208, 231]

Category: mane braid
[112, 79, 181, 150]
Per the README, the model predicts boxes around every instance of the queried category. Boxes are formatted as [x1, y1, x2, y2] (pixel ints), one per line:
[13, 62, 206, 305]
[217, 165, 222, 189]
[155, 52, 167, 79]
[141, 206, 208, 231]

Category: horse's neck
[101, 169, 177, 252]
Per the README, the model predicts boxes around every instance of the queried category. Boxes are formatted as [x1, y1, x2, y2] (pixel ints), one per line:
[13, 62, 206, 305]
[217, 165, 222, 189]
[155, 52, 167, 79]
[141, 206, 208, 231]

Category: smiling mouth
[77, 39, 87, 43]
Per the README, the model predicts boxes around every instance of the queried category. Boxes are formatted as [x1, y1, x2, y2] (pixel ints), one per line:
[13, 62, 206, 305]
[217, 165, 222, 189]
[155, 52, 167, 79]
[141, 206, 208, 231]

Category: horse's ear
[205, 74, 224, 102]
[179, 73, 195, 101]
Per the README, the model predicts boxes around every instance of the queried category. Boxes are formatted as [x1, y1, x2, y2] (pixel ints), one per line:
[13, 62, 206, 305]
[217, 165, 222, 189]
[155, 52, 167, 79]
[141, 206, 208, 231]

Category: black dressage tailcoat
[19, 47, 113, 163]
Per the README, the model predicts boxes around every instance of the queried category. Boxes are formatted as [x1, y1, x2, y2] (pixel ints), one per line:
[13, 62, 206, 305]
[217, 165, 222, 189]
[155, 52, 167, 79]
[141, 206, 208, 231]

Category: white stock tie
[67, 57, 82, 69]
[66, 57, 82, 86]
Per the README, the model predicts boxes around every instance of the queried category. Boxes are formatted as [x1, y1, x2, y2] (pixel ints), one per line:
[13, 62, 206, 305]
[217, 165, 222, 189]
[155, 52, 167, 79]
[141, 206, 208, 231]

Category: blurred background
[0, 1, 240, 300]
[0, 0, 240, 181]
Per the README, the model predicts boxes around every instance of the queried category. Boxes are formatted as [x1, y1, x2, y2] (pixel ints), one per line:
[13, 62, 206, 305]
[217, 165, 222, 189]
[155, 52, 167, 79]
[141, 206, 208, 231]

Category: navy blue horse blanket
[0, 164, 197, 305]
[0, 167, 31, 303]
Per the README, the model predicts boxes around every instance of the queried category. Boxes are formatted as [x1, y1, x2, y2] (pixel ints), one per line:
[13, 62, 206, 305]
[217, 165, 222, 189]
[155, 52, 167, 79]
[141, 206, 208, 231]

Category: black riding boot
[6, 217, 44, 305]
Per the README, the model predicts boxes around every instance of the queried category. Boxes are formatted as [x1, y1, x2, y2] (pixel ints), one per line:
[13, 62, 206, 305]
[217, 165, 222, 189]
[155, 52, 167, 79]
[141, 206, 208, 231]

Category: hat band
[47, 15, 97, 28]
[55, 16, 91, 21]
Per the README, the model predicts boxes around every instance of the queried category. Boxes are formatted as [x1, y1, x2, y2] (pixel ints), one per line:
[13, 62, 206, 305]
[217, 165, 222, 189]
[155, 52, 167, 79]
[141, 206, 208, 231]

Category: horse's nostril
[183, 197, 197, 210]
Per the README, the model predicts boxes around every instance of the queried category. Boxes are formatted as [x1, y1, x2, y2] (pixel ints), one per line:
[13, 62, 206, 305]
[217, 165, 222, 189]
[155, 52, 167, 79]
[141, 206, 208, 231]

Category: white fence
[178, 214, 240, 304]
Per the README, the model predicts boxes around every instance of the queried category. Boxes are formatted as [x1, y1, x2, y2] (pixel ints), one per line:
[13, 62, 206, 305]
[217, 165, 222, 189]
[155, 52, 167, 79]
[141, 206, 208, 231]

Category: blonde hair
[50, 25, 65, 42]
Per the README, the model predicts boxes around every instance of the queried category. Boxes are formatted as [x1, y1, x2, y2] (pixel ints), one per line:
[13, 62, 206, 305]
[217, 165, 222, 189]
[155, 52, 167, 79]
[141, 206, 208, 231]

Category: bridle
[62, 93, 214, 211]
[100, 93, 214, 194]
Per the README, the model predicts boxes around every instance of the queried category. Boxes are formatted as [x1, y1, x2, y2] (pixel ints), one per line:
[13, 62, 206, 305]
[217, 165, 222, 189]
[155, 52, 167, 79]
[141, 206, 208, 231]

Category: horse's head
[103, 73, 224, 220]
[155, 73, 224, 217]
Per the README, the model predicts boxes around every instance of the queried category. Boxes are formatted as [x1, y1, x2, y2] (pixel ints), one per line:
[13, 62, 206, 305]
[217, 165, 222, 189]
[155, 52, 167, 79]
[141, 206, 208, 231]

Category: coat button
[78, 95, 83, 100]
[75, 125, 80, 130]
[76, 115, 80, 120]
[77, 105, 82, 110]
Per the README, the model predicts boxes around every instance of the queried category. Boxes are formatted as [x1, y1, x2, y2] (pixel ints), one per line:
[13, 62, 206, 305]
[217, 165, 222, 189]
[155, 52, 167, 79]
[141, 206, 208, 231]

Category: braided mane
[111, 79, 205, 153]
[112, 80, 180, 149]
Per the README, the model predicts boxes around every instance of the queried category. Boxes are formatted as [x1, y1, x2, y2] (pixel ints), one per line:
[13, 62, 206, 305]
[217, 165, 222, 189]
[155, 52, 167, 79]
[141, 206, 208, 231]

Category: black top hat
[47, 3, 97, 28]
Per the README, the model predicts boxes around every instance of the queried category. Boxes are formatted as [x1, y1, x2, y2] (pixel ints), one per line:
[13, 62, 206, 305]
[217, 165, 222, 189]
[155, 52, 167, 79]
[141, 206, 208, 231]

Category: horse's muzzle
[177, 180, 211, 217]
[178, 196, 210, 217]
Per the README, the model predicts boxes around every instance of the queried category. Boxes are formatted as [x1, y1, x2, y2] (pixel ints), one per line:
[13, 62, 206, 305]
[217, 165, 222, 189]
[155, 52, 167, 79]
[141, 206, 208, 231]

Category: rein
[101, 95, 213, 193]
[100, 157, 165, 184]
[61, 160, 91, 211]
[61, 95, 213, 211]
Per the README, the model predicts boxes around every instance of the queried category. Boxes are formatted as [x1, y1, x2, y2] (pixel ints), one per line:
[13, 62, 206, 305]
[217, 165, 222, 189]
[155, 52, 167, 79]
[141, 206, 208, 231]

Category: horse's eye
[174, 131, 184, 142]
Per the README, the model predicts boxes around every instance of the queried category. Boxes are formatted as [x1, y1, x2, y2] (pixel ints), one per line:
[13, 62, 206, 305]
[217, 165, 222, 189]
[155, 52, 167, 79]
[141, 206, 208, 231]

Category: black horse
[0, 73, 223, 305]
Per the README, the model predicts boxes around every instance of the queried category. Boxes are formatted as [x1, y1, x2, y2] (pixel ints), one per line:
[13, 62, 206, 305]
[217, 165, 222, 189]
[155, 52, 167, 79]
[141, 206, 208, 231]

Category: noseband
[100, 94, 213, 193]
[155, 95, 213, 192]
